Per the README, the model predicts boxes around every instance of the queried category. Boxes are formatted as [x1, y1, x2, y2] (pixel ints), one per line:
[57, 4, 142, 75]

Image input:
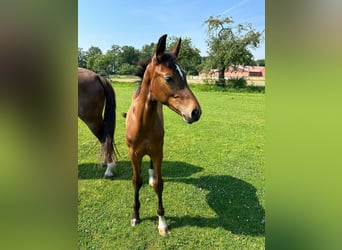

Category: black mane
[134, 57, 151, 79]
[133, 53, 177, 96]
[134, 53, 176, 80]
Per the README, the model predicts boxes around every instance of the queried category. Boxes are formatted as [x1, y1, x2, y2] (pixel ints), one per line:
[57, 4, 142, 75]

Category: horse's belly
[127, 133, 164, 157]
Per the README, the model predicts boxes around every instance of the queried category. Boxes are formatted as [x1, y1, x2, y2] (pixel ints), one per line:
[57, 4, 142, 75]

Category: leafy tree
[117, 45, 140, 66]
[87, 46, 102, 57]
[109, 45, 140, 75]
[86, 54, 98, 71]
[116, 63, 137, 75]
[204, 16, 262, 82]
[91, 53, 115, 76]
[106, 45, 121, 73]
[86, 54, 96, 71]
[198, 56, 211, 73]
[168, 36, 202, 75]
[78, 47, 87, 68]
[249, 60, 257, 66]
[86, 46, 103, 71]
[255, 59, 265, 66]
[108, 44, 121, 55]
[139, 42, 156, 61]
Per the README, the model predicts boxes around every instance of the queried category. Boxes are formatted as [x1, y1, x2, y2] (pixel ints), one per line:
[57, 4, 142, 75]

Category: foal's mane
[133, 57, 151, 95]
[134, 57, 151, 80]
[133, 52, 177, 96]
[134, 53, 177, 80]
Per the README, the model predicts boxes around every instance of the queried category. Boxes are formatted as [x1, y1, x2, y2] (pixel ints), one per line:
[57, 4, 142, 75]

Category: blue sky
[78, 0, 265, 59]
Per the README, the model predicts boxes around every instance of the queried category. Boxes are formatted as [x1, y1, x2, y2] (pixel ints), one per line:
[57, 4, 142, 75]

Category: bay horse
[78, 67, 117, 178]
[125, 34, 202, 235]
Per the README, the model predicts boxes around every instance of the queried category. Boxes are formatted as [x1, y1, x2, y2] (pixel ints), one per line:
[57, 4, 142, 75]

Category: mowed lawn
[78, 83, 265, 249]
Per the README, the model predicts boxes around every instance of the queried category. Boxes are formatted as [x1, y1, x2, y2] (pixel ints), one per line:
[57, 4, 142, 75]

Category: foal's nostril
[191, 109, 201, 121]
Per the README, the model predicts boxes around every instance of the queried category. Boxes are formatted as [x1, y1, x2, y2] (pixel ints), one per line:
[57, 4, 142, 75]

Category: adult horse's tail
[97, 76, 118, 163]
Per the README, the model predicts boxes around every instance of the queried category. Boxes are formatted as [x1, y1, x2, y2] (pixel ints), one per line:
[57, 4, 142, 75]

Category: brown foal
[125, 34, 201, 235]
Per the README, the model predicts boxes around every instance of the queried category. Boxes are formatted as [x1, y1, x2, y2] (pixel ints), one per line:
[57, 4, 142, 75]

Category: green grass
[78, 82, 265, 249]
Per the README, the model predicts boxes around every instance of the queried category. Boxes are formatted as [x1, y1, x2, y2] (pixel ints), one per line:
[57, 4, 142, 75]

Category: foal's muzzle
[182, 108, 201, 124]
[191, 108, 201, 122]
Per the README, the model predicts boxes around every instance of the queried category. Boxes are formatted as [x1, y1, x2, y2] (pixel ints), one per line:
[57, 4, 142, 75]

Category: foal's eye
[164, 76, 173, 84]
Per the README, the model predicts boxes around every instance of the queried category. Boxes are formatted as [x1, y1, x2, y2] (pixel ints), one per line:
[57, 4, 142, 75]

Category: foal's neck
[135, 76, 163, 127]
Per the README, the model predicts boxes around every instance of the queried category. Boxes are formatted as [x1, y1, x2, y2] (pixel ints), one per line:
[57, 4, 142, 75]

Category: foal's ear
[156, 34, 167, 62]
[171, 38, 182, 59]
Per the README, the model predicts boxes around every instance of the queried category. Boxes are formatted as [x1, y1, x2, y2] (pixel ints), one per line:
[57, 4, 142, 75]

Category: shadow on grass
[166, 175, 265, 236]
[78, 161, 264, 236]
[78, 160, 203, 180]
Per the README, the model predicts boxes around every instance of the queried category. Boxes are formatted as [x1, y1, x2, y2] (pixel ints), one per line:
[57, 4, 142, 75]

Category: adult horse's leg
[103, 135, 116, 179]
[98, 76, 117, 179]
[129, 148, 143, 226]
[151, 152, 168, 235]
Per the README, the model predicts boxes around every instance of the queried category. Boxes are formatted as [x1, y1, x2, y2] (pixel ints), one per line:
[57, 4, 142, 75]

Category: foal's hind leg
[151, 153, 168, 235]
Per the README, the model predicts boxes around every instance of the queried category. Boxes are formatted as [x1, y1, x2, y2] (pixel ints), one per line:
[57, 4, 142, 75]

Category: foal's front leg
[148, 160, 155, 186]
[129, 148, 142, 226]
[151, 153, 168, 235]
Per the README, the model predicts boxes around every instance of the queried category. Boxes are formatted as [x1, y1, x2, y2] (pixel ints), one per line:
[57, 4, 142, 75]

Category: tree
[115, 46, 140, 75]
[117, 45, 140, 66]
[106, 45, 121, 73]
[87, 46, 102, 57]
[255, 59, 265, 66]
[204, 16, 262, 82]
[168, 36, 202, 75]
[139, 42, 156, 61]
[198, 56, 210, 73]
[91, 53, 116, 76]
[116, 63, 137, 75]
[78, 47, 87, 68]
[86, 46, 103, 71]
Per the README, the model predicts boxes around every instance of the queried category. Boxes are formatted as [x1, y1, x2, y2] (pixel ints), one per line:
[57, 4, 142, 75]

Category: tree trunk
[218, 67, 225, 84]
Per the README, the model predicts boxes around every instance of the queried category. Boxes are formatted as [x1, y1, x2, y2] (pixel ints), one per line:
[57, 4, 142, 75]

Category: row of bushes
[203, 77, 248, 88]
[189, 78, 265, 93]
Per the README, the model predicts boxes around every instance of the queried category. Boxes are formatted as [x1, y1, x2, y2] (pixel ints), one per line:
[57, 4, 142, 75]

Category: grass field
[110, 75, 265, 86]
[78, 82, 265, 249]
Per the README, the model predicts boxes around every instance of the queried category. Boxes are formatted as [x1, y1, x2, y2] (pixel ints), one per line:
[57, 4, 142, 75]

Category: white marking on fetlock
[131, 218, 139, 227]
[104, 162, 116, 177]
[148, 169, 155, 186]
[158, 216, 168, 235]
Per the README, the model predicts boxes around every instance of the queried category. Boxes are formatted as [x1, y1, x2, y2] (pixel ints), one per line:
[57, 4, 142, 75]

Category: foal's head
[143, 34, 201, 124]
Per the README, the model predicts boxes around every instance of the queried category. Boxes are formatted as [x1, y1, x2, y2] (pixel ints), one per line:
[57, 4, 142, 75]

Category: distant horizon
[78, 0, 265, 60]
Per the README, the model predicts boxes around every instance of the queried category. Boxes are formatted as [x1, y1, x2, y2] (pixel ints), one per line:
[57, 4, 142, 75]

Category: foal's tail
[97, 76, 118, 162]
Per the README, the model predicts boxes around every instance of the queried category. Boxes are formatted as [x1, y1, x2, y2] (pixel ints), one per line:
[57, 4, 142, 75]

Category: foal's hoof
[158, 226, 169, 236]
[131, 218, 140, 227]
[104, 174, 114, 180]
[149, 178, 155, 187]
